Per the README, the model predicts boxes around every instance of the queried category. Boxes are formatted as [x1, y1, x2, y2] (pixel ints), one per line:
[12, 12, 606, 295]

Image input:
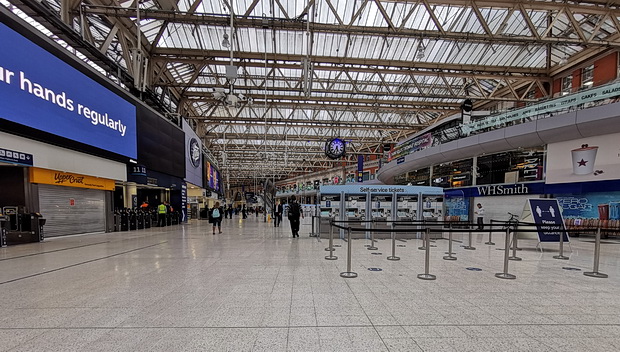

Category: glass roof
[5, 0, 620, 182]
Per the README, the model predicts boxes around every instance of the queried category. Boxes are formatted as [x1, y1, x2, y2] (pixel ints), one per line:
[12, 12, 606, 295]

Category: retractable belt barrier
[325, 220, 617, 281]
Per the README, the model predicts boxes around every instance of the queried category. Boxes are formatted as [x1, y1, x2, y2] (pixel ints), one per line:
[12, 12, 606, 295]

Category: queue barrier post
[584, 226, 608, 278]
[367, 220, 378, 250]
[553, 226, 569, 260]
[340, 227, 358, 278]
[387, 221, 400, 261]
[508, 229, 522, 261]
[464, 222, 476, 250]
[485, 221, 495, 245]
[417, 227, 436, 280]
[325, 220, 338, 261]
[443, 222, 457, 261]
[495, 228, 516, 279]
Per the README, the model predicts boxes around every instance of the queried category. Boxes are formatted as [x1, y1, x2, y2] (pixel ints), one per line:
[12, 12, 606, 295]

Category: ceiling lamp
[221, 33, 230, 48]
[559, 54, 568, 66]
[416, 43, 426, 59]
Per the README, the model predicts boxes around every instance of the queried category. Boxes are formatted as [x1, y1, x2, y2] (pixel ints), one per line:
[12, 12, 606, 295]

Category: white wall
[0, 131, 126, 181]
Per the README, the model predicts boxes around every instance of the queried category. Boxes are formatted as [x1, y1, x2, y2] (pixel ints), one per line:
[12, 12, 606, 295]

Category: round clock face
[325, 138, 346, 159]
[189, 138, 201, 168]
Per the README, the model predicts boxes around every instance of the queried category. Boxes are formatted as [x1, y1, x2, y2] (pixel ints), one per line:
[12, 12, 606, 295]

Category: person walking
[274, 201, 283, 227]
[157, 202, 167, 227]
[210, 202, 222, 235]
[475, 203, 485, 230]
[242, 205, 247, 219]
[288, 195, 303, 238]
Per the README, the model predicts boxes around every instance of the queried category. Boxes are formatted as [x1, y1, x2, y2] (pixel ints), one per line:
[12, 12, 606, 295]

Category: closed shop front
[30, 168, 115, 237]
[38, 184, 106, 236]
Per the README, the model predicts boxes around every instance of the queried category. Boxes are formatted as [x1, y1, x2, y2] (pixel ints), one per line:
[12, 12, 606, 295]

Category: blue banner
[528, 199, 569, 242]
[0, 22, 136, 158]
[357, 155, 364, 182]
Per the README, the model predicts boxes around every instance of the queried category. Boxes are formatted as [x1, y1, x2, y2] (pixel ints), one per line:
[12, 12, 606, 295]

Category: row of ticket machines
[0, 206, 46, 247]
[317, 185, 444, 239]
[113, 208, 181, 231]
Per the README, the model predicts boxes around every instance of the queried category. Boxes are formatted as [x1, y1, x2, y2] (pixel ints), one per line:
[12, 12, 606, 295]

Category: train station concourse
[3, 0, 620, 350]
[2, 217, 620, 351]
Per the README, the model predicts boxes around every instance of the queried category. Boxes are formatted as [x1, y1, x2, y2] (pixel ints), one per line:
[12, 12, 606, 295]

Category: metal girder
[196, 117, 424, 131]
[152, 48, 548, 75]
[80, 5, 620, 47]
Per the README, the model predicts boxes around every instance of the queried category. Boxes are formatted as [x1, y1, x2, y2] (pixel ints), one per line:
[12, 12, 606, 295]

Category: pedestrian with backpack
[288, 195, 304, 238]
[210, 202, 223, 235]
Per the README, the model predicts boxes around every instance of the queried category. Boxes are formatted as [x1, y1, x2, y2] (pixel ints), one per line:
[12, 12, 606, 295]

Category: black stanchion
[584, 227, 608, 278]
[340, 228, 357, 278]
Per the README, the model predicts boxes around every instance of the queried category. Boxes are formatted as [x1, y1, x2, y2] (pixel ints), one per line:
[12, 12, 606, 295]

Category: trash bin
[598, 204, 609, 220]
[609, 202, 620, 220]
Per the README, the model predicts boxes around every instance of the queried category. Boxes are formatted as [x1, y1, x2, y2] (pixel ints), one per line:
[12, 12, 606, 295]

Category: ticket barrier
[4, 213, 45, 245]
[113, 211, 121, 232]
[166, 213, 172, 226]
[129, 210, 137, 230]
[144, 211, 152, 229]
[171, 212, 180, 225]
[120, 210, 129, 231]
[137, 210, 145, 229]
[0, 215, 8, 247]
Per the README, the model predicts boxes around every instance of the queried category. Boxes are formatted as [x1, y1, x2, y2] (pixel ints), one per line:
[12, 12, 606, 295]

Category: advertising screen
[0, 22, 137, 158]
[204, 160, 221, 193]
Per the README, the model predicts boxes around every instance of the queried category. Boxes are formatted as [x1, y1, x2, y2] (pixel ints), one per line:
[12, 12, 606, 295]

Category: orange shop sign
[29, 168, 115, 191]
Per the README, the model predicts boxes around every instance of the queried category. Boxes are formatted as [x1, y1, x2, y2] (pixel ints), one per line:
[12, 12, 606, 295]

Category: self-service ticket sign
[521, 199, 569, 242]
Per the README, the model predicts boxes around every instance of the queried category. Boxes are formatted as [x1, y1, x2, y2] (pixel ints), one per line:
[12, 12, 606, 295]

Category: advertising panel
[0, 22, 137, 158]
[556, 191, 620, 220]
[546, 132, 620, 184]
[204, 160, 221, 193]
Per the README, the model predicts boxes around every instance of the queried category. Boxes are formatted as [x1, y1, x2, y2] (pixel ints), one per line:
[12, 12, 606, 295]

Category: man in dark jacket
[274, 201, 283, 227]
[288, 195, 303, 238]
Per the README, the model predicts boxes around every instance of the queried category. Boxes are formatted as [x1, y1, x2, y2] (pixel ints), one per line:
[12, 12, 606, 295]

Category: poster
[528, 199, 569, 242]
[546, 133, 620, 184]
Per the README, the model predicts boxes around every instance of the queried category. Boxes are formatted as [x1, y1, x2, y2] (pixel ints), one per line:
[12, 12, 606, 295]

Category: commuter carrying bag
[212, 208, 220, 218]
[288, 203, 300, 220]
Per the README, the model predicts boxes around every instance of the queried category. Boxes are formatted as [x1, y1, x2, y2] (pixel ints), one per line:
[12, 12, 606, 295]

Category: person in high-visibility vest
[157, 202, 167, 227]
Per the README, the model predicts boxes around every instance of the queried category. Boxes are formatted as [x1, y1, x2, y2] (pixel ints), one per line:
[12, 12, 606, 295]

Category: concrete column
[124, 182, 137, 209]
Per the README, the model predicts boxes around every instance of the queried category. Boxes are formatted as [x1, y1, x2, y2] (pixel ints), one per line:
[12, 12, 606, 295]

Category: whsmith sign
[449, 183, 545, 198]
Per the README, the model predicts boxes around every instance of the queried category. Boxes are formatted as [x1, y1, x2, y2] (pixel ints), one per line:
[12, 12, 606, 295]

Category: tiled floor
[1, 216, 620, 351]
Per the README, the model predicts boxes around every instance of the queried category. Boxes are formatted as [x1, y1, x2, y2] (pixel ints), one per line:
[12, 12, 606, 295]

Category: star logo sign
[577, 159, 588, 167]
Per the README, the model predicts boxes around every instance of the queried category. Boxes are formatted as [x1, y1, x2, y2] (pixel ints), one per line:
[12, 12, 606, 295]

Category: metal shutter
[38, 184, 106, 237]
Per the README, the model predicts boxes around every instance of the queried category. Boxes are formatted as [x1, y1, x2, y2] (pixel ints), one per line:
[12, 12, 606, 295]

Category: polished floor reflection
[1, 216, 620, 351]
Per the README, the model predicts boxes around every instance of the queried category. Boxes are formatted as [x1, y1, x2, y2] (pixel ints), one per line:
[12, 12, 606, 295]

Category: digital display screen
[0, 22, 137, 158]
[205, 161, 221, 193]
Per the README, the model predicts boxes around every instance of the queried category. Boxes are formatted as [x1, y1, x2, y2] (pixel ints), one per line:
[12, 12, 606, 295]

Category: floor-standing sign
[517, 199, 569, 243]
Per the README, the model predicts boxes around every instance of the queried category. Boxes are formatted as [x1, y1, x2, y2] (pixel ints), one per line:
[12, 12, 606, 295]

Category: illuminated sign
[0, 22, 137, 158]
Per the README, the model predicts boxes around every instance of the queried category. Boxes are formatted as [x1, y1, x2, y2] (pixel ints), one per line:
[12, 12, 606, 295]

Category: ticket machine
[396, 195, 418, 221]
[370, 194, 392, 238]
[422, 195, 444, 239]
[345, 194, 366, 221]
[345, 194, 367, 239]
[319, 194, 341, 237]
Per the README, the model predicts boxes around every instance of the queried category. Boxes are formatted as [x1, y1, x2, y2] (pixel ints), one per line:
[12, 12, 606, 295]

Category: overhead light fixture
[222, 33, 230, 48]
[559, 55, 568, 66]
[416, 46, 425, 59]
